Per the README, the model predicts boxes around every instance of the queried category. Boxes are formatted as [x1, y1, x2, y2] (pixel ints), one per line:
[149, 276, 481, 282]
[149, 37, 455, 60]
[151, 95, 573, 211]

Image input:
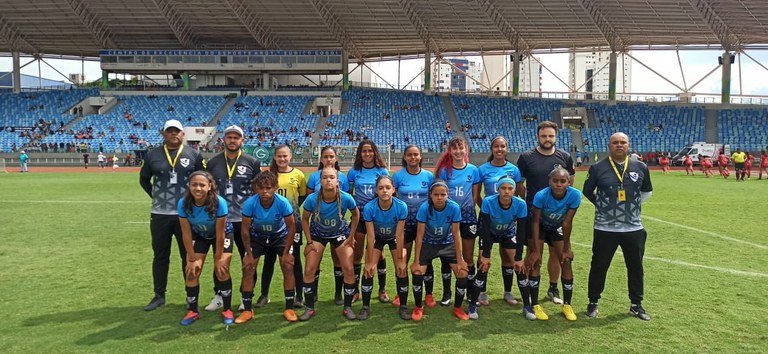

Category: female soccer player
[467, 177, 527, 320]
[434, 137, 481, 306]
[717, 152, 730, 179]
[177, 171, 235, 326]
[526, 167, 582, 321]
[745, 152, 755, 179]
[359, 175, 409, 320]
[683, 154, 694, 175]
[237, 172, 298, 323]
[476, 136, 523, 306]
[410, 180, 470, 321]
[347, 140, 390, 303]
[299, 166, 360, 321]
[701, 155, 714, 177]
[659, 154, 670, 174]
[759, 151, 768, 180]
[306, 146, 351, 305]
[392, 145, 442, 308]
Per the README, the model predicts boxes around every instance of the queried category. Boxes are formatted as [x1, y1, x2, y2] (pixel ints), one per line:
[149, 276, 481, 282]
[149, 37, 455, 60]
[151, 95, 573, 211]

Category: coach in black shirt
[139, 119, 204, 311]
[583, 132, 652, 321]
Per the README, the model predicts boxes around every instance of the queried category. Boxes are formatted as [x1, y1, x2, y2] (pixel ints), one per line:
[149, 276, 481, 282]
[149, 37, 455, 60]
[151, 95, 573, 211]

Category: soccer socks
[502, 266, 515, 293]
[185, 285, 200, 312]
[441, 262, 453, 299]
[302, 282, 315, 309]
[562, 278, 574, 305]
[361, 276, 374, 307]
[549, 282, 558, 295]
[467, 265, 477, 297]
[424, 264, 435, 295]
[343, 283, 356, 307]
[214, 278, 233, 311]
[529, 276, 541, 306]
[313, 270, 321, 300]
[454, 277, 468, 308]
[470, 270, 488, 304]
[377, 258, 387, 292]
[353, 264, 362, 293]
[412, 274, 424, 308]
[284, 289, 296, 309]
[261, 253, 277, 297]
[516, 272, 531, 307]
[396, 275, 409, 309]
[293, 245, 304, 302]
[334, 267, 343, 298]
[242, 291, 254, 311]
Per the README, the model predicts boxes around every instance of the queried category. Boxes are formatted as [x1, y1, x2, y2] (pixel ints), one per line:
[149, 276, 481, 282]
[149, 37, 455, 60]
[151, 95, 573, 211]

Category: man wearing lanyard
[583, 132, 653, 321]
[140, 119, 205, 311]
[203, 125, 260, 311]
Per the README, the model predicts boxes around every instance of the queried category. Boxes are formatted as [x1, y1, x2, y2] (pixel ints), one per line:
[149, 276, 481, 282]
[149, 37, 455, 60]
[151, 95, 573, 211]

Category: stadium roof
[1, 0, 767, 59]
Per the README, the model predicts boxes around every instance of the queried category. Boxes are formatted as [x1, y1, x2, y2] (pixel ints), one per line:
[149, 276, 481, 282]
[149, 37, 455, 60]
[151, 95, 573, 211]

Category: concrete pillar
[721, 52, 732, 104]
[101, 70, 109, 89]
[182, 73, 190, 91]
[263, 73, 270, 90]
[342, 53, 349, 91]
[511, 53, 521, 97]
[12, 51, 21, 94]
[424, 52, 431, 92]
[608, 51, 617, 101]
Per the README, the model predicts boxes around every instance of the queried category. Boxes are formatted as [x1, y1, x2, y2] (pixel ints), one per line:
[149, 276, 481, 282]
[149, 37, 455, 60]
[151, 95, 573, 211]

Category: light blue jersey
[302, 190, 357, 239]
[437, 164, 481, 224]
[480, 194, 527, 239]
[393, 168, 434, 226]
[306, 170, 351, 193]
[478, 161, 523, 196]
[177, 195, 233, 239]
[347, 166, 389, 209]
[416, 200, 462, 245]
[242, 193, 294, 239]
[532, 186, 582, 231]
[362, 197, 408, 240]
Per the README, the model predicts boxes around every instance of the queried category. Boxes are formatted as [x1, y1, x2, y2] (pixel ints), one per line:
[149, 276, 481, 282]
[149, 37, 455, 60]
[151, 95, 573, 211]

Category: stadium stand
[718, 108, 768, 152]
[216, 95, 317, 147]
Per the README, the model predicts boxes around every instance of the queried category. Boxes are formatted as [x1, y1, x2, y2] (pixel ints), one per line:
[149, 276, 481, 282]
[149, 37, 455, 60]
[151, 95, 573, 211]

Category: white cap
[223, 125, 244, 137]
[162, 119, 183, 132]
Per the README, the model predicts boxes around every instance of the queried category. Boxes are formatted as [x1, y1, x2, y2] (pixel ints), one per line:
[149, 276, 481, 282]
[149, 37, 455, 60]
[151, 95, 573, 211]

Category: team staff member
[583, 132, 653, 321]
[203, 125, 261, 312]
[139, 119, 204, 311]
[516, 121, 575, 305]
[731, 148, 747, 181]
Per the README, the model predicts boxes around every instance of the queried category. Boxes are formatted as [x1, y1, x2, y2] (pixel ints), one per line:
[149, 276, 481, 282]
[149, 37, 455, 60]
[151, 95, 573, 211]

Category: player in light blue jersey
[299, 166, 360, 321]
[348, 139, 390, 303]
[476, 136, 524, 306]
[177, 171, 235, 326]
[528, 166, 582, 321]
[434, 137, 481, 305]
[358, 175, 409, 320]
[238, 172, 298, 323]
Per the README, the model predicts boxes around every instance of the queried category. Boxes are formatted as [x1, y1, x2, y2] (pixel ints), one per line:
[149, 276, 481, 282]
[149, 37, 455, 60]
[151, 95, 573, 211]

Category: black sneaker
[586, 302, 599, 318]
[255, 295, 270, 308]
[547, 288, 563, 304]
[439, 293, 452, 306]
[334, 293, 343, 306]
[357, 306, 371, 320]
[144, 294, 166, 311]
[630, 304, 651, 321]
[293, 299, 305, 309]
[399, 307, 412, 320]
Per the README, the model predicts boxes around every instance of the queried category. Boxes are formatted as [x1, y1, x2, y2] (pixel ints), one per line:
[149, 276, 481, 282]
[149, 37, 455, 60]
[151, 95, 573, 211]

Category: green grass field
[1, 170, 766, 353]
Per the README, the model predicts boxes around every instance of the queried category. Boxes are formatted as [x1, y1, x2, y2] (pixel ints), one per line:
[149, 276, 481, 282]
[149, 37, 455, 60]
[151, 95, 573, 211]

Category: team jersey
[347, 166, 390, 209]
[276, 168, 307, 210]
[302, 190, 357, 239]
[242, 193, 294, 239]
[532, 186, 582, 231]
[437, 164, 481, 224]
[416, 199, 462, 245]
[583, 158, 652, 233]
[362, 197, 408, 240]
[479, 194, 528, 239]
[761, 155, 768, 167]
[392, 168, 434, 226]
[517, 148, 576, 207]
[731, 152, 746, 163]
[477, 161, 523, 196]
[206, 152, 260, 222]
[306, 170, 351, 193]
[177, 195, 233, 239]
[702, 157, 713, 168]
[683, 156, 693, 166]
[717, 154, 729, 165]
[659, 157, 669, 166]
[140, 144, 204, 215]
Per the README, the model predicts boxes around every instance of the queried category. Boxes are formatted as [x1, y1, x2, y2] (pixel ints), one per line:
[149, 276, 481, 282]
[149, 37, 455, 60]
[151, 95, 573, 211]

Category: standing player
[468, 178, 527, 320]
[299, 166, 360, 321]
[347, 140, 390, 303]
[731, 148, 747, 181]
[177, 171, 235, 326]
[97, 152, 106, 168]
[527, 167, 582, 321]
[19, 150, 28, 173]
[237, 172, 298, 323]
[759, 151, 768, 180]
[717, 151, 730, 179]
[203, 125, 260, 312]
[434, 137, 481, 307]
[745, 152, 755, 179]
[658, 154, 670, 174]
[476, 136, 523, 306]
[683, 154, 694, 175]
[139, 119, 204, 311]
[516, 121, 575, 306]
[392, 145, 442, 308]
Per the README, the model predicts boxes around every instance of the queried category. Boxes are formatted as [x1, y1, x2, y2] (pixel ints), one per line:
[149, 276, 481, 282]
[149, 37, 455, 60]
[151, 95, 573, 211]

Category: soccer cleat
[399, 307, 411, 320]
[343, 306, 357, 320]
[504, 292, 519, 305]
[468, 304, 479, 320]
[547, 288, 564, 304]
[221, 309, 235, 325]
[180, 311, 200, 326]
[533, 304, 549, 320]
[425, 294, 437, 308]
[255, 295, 270, 308]
[439, 293, 452, 306]
[411, 306, 424, 321]
[334, 293, 343, 306]
[205, 294, 223, 311]
[379, 291, 391, 303]
[357, 306, 371, 320]
[478, 292, 490, 306]
[235, 310, 253, 324]
[293, 299, 305, 309]
[586, 303, 599, 318]
[284, 309, 298, 322]
[523, 306, 537, 321]
[238, 302, 245, 311]
[452, 307, 470, 320]
[144, 294, 166, 311]
[391, 295, 401, 307]
[298, 308, 315, 321]
[562, 304, 577, 321]
[630, 304, 651, 321]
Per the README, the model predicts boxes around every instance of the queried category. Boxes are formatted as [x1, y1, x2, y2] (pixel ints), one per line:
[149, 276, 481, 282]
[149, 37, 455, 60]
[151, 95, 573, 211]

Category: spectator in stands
[445, 121, 451, 134]
[167, 105, 174, 112]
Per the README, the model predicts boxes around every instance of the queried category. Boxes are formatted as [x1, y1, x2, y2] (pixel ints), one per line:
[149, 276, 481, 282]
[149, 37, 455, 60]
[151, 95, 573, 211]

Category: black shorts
[460, 223, 478, 240]
[374, 238, 397, 251]
[735, 162, 745, 171]
[541, 227, 564, 246]
[314, 234, 348, 248]
[250, 236, 288, 257]
[404, 224, 417, 244]
[418, 243, 458, 266]
[192, 232, 234, 254]
[355, 219, 367, 234]
[478, 235, 518, 252]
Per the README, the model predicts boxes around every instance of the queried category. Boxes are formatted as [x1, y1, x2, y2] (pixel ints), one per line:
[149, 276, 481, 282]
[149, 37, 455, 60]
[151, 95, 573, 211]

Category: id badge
[617, 188, 626, 202]
[169, 171, 178, 185]
[226, 182, 234, 195]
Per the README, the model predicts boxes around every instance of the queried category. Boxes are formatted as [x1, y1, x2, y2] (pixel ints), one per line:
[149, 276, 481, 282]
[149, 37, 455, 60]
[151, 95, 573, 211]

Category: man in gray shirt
[583, 132, 653, 321]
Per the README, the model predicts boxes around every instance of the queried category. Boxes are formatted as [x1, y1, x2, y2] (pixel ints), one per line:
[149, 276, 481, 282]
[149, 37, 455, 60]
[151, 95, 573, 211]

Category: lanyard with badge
[225, 150, 242, 195]
[164, 144, 184, 185]
[608, 156, 629, 202]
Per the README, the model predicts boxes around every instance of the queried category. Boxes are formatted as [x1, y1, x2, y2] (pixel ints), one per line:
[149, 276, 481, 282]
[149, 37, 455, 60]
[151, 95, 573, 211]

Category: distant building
[0, 72, 73, 90]
[569, 50, 632, 100]
[434, 58, 483, 92]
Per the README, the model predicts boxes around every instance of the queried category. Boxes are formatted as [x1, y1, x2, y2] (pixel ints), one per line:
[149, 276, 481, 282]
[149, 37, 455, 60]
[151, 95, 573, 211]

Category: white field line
[123, 221, 150, 224]
[642, 215, 768, 250]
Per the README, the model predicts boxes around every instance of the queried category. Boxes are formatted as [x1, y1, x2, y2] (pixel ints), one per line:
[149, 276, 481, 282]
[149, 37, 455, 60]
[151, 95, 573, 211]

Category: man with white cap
[202, 125, 261, 312]
[139, 119, 205, 311]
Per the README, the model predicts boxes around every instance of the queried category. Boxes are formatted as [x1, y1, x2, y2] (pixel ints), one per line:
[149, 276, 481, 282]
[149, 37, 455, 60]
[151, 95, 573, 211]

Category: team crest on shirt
[467, 175, 473, 182]
[421, 181, 428, 187]
[629, 172, 639, 182]
[237, 165, 247, 175]
[179, 158, 190, 168]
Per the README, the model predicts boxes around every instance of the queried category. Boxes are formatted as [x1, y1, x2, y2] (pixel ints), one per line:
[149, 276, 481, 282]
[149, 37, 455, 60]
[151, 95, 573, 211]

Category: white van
[672, 142, 730, 166]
